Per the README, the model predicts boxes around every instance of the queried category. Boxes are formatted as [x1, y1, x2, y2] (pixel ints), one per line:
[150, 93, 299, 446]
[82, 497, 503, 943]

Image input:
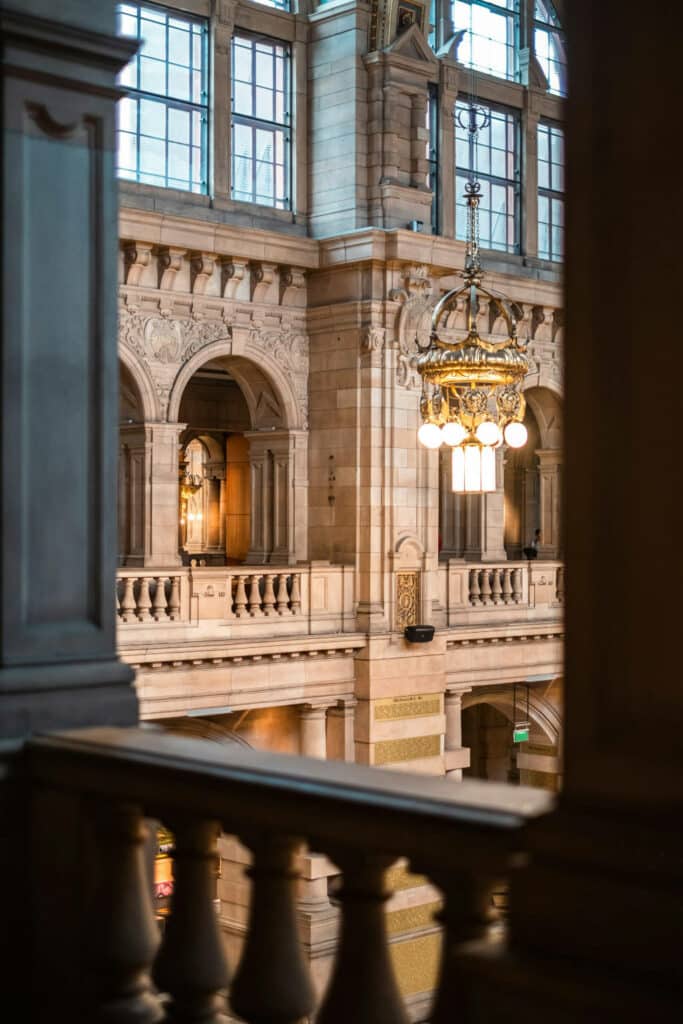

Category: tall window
[455, 100, 519, 253]
[252, 0, 291, 8]
[427, 85, 439, 234]
[232, 34, 291, 210]
[117, 3, 208, 193]
[452, 1, 518, 82]
[537, 121, 564, 261]
[534, 0, 567, 97]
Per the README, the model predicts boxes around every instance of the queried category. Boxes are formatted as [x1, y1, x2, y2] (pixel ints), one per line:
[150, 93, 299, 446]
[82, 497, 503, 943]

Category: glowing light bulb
[475, 420, 502, 446]
[441, 421, 468, 446]
[504, 421, 528, 448]
[417, 422, 443, 449]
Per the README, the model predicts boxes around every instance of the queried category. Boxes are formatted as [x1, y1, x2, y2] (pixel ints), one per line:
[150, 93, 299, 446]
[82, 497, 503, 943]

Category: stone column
[537, 448, 562, 559]
[326, 698, 357, 762]
[299, 704, 330, 759]
[438, 64, 459, 240]
[145, 422, 185, 567]
[444, 689, 471, 781]
[0, 0, 138, 736]
[245, 435, 272, 564]
[464, 451, 507, 562]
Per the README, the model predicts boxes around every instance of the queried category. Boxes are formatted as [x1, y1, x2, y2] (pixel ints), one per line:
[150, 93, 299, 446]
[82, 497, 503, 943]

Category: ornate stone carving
[181, 318, 232, 361]
[396, 571, 420, 630]
[145, 317, 184, 364]
[361, 326, 385, 353]
[390, 265, 436, 389]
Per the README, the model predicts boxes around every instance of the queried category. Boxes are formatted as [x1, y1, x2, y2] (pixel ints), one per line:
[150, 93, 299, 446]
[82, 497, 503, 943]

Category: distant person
[523, 528, 541, 560]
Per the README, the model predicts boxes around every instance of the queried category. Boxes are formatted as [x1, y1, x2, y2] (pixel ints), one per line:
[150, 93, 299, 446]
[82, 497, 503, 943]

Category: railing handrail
[28, 727, 552, 866]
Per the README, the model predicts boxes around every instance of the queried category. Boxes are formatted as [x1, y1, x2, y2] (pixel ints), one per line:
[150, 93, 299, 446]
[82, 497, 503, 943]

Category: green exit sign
[513, 723, 530, 743]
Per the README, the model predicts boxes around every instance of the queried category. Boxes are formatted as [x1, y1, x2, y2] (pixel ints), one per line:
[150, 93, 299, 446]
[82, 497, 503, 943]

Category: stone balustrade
[116, 571, 188, 623]
[27, 727, 551, 1024]
[438, 560, 565, 628]
[116, 562, 355, 641]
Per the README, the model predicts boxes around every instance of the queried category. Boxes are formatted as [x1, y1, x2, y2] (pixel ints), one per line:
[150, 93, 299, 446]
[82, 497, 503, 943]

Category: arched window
[534, 0, 567, 96]
[452, 1, 519, 82]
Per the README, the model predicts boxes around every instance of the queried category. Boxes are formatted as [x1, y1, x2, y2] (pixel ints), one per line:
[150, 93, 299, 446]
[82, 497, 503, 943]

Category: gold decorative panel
[396, 571, 420, 629]
[375, 693, 442, 721]
[374, 734, 441, 766]
[390, 932, 442, 997]
[386, 901, 441, 937]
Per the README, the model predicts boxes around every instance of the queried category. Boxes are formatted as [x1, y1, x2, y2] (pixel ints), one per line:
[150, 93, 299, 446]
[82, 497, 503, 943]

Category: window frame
[230, 30, 293, 211]
[116, 1, 210, 195]
[537, 118, 564, 262]
[533, 0, 567, 97]
[454, 97, 521, 255]
[452, 0, 520, 83]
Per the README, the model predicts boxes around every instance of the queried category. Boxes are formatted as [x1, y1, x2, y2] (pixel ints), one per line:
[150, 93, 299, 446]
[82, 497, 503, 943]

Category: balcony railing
[438, 560, 564, 628]
[28, 727, 551, 1023]
[116, 563, 356, 638]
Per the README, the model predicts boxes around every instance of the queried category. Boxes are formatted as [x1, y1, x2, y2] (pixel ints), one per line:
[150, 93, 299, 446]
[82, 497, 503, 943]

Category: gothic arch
[167, 341, 303, 430]
[462, 686, 561, 747]
[119, 342, 160, 422]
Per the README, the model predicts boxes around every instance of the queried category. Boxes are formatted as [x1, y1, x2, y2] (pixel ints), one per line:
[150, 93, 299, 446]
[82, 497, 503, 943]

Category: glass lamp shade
[475, 420, 502, 446]
[441, 421, 468, 446]
[417, 422, 443, 449]
[452, 444, 496, 493]
[504, 421, 528, 448]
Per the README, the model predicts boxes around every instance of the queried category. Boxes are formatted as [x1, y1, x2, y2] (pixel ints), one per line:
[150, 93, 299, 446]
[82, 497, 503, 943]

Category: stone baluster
[468, 568, 480, 605]
[479, 568, 492, 606]
[490, 568, 502, 605]
[153, 818, 230, 1024]
[275, 574, 289, 615]
[119, 577, 136, 623]
[151, 577, 168, 621]
[511, 567, 523, 604]
[234, 575, 248, 617]
[556, 566, 565, 603]
[425, 868, 499, 1024]
[317, 852, 408, 1024]
[168, 576, 181, 620]
[88, 803, 162, 1023]
[290, 573, 301, 615]
[136, 577, 153, 621]
[224, 574, 235, 618]
[230, 835, 315, 1024]
[248, 575, 263, 617]
[262, 574, 277, 616]
[501, 567, 513, 604]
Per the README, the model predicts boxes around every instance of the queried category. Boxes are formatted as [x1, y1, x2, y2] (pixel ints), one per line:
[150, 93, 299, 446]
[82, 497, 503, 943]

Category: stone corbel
[361, 326, 385, 368]
[532, 305, 554, 343]
[122, 241, 153, 286]
[219, 256, 247, 299]
[189, 251, 216, 295]
[250, 261, 277, 303]
[155, 246, 185, 290]
[278, 266, 306, 306]
[552, 308, 565, 345]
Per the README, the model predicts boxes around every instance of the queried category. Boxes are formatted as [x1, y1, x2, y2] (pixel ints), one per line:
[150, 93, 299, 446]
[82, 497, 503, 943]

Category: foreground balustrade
[229, 571, 301, 618]
[28, 728, 550, 1023]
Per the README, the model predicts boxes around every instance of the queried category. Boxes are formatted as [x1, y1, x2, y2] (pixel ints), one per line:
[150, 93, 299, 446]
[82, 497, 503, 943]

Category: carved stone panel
[396, 571, 420, 630]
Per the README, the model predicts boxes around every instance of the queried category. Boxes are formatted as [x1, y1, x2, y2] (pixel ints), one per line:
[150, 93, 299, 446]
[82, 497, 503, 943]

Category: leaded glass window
[537, 121, 564, 261]
[452, 1, 519, 82]
[534, 0, 567, 97]
[455, 100, 520, 253]
[117, 2, 208, 193]
[231, 34, 291, 210]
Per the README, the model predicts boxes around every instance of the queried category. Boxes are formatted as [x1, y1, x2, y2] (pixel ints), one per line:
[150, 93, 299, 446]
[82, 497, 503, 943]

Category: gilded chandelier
[416, 108, 530, 493]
